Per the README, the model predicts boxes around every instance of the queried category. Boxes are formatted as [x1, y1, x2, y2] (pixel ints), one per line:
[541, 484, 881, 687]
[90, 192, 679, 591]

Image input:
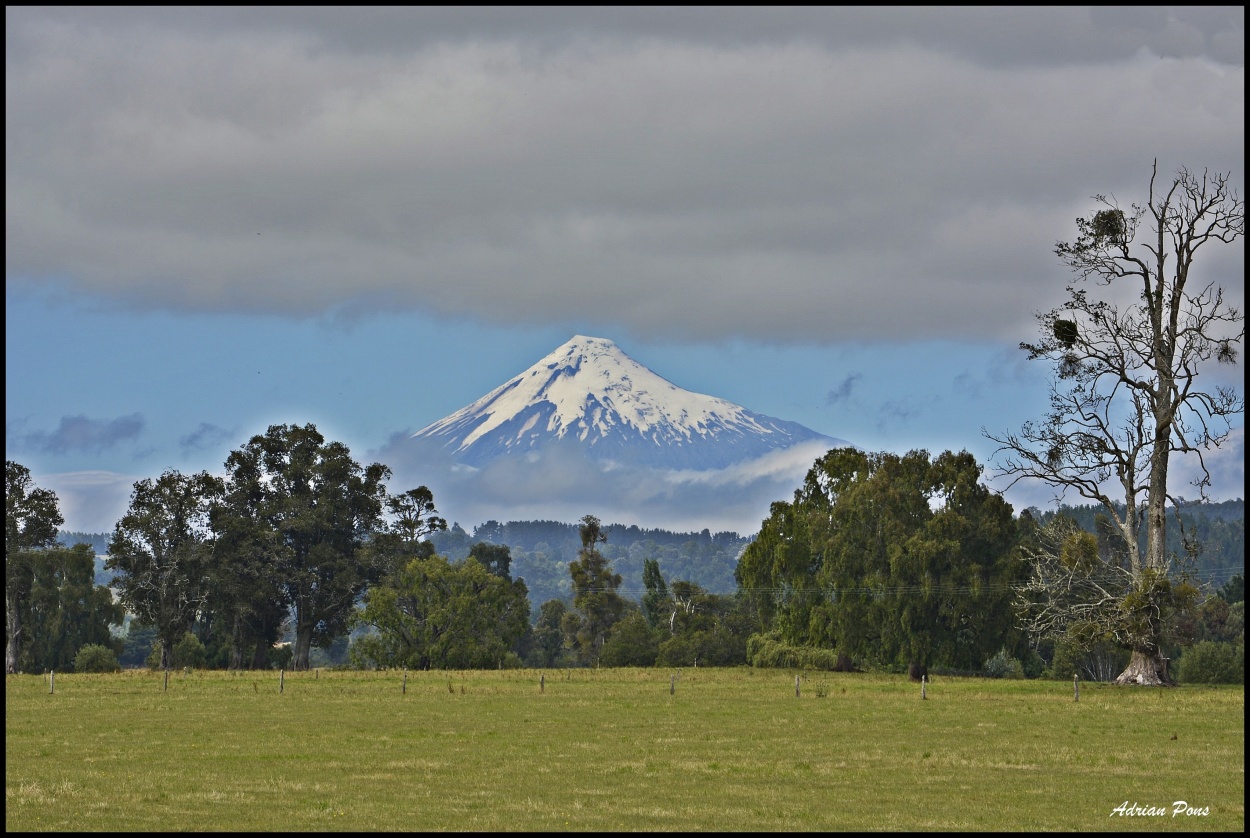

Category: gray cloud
[826, 373, 863, 406]
[5, 8, 1244, 345]
[20, 414, 145, 455]
[178, 422, 235, 455]
[876, 399, 921, 432]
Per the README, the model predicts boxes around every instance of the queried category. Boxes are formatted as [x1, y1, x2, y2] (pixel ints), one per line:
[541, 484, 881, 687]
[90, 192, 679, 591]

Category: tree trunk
[6, 595, 22, 674]
[227, 612, 244, 671]
[250, 641, 268, 670]
[293, 622, 314, 671]
[1115, 648, 1174, 686]
[907, 661, 928, 682]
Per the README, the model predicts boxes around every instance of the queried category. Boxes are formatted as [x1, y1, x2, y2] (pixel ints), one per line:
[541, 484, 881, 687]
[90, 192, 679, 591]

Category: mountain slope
[410, 335, 848, 471]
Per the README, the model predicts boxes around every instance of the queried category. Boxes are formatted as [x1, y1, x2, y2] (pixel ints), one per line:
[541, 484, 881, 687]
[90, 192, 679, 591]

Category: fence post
[795, 674, 800, 698]
[1073, 673, 1079, 703]
[921, 674, 927, 701]
[403, 667, 407, 695]
[164, 668, 169, 692]
[540, 673, 545, 693]
[670, 674, 675, 695]
[280, 669, 284, 694]
[49, 670, 54, 695]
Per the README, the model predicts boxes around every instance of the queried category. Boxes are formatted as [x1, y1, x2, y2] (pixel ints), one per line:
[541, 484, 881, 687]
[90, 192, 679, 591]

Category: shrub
[600, 614, 660, 667]
[982, 648, 1024, 679]
[1048, 636, 1129, 682]
[269, 644, 294, 671]
[144, 632, 208, 670]
[655, 635, 697, 667]
[1178, 641, 1244, 685]
[745, 632, 843, 671]
[656, 626, 748, 668]
[73, 644, 121, 673]
[146, 644, 163, 671]
[172, 632, 207, 669]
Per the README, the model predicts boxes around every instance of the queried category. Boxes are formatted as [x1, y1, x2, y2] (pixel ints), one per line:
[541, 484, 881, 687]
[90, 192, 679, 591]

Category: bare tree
[988, 161, 1244, 685]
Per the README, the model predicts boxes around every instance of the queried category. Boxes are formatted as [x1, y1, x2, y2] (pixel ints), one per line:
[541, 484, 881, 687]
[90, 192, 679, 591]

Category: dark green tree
[222, 424, 391, 670]
[1220, 574, 1244, 604]
[371, 486, 448, 578]
[6, 461, 64, 673]
[565, 515, 626, 665]
[469, 542, 513, 581]
[19, 543, 123, 673]
[641, 557, 669, 629]
[353, 554, 530, 670]
[599, 611, 660, 667]
[525, 598, 570, 668]
[107, 470, 223, 670]
[741, 448, 1022, 680]
[210, 444, 287, 670]
[735, 493, 821, 650]
[119, 620, 159, 667]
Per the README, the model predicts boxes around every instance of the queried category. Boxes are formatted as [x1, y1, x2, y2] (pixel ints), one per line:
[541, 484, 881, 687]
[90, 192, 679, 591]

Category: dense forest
[428, 520, 748, 618]
[1026, 499, 1244, 590]
[62, 498, 1243, 610]
[10, 440, 1243, 683]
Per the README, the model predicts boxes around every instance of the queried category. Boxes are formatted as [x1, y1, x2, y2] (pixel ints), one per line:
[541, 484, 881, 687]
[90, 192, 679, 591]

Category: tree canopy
[738, 448, 1022, 679]
[219, 424, 391, 670]
[107, 470, 223, 670]
[6, 460, 66, 673]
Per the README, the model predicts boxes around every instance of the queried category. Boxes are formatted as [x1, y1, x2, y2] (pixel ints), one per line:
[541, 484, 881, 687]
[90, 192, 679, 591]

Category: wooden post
[670, 674, 675, 695]
[540, 673, 545, 693]
[403, 667, 407, 695]
[164, 668, 169, 692]
[280, 669, 284, 694]
[315, 669, 319, 680]
[921, 674, 927, 701]
[49, 670, 54, 695]
[1073, 673, 1079, 703]
[795, 674, 800, 698]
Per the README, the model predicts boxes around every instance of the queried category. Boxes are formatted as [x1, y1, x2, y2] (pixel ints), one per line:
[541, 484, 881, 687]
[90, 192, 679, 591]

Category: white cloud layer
[6, 7, 1243, 344]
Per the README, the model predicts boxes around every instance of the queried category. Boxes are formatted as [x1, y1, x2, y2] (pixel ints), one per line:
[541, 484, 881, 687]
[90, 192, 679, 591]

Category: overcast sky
[6, 7, 1245, 535]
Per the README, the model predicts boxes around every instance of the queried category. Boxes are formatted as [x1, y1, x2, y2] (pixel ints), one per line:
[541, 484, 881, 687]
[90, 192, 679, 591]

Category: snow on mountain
[410, 335, 849, 471]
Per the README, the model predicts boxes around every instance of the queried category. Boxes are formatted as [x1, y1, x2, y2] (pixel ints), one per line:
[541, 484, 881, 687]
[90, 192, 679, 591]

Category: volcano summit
[411, 335, 848, 471]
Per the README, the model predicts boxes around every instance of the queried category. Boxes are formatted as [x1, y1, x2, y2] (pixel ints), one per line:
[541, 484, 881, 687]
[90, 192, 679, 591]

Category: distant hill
[429, 519, 752, 616]
[57, 531, 114, 587]
[1028, 499, 1244, 589]
[58, 531, 111, 555]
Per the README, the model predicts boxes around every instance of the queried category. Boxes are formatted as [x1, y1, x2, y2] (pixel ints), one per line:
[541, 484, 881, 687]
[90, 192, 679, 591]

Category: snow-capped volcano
[411, 335, 847, 471]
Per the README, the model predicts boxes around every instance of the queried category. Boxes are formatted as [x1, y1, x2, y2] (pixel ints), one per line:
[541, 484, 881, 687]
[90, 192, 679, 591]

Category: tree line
[9, 441, 1242, 681]
[6, 162, 1244, 685]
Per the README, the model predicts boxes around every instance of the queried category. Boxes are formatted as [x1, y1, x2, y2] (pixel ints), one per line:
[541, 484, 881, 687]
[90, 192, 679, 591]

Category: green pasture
[5, 668, 1244, 831]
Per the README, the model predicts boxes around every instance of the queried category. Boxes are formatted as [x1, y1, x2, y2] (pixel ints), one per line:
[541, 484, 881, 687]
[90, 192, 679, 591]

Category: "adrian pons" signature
[1110, 801, 1210, 818]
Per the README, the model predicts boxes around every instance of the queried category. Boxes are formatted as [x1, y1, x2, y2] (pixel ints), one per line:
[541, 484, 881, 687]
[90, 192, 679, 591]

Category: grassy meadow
[5, 667, 1244, 831]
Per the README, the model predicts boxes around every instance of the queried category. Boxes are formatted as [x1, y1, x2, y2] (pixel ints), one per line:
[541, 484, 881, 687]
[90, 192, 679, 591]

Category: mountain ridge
[410, 335, 848, 471]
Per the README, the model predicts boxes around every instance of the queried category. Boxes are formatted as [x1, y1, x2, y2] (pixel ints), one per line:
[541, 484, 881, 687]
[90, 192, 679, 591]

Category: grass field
[5, 667, 1244, 831]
